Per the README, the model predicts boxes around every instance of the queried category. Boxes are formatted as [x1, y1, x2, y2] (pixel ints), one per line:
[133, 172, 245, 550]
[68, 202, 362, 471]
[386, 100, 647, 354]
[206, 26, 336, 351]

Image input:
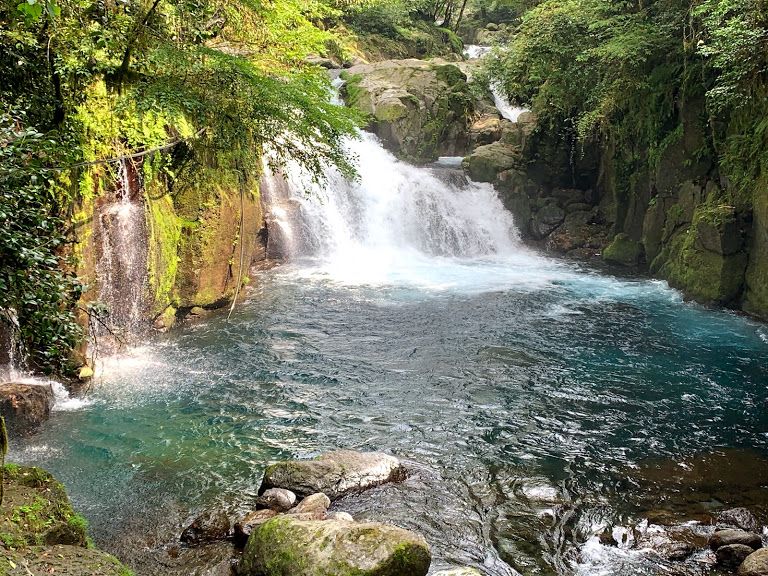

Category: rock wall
[74, 150, 266, 336]
[504, 97, 767, 319]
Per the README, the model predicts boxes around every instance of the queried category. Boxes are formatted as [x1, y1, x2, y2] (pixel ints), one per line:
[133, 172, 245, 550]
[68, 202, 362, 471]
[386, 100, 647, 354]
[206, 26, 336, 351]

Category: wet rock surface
[239, 516, 431, 576]
[255, 488, 296, 512]
[709, 529, 763, 551]
[718, 544, 756, 569]
[0, 382, 54, 436]
[260, 450, 405, 500]
[719, 508, 762, 533]
[739, 548, 768, 576]
[180, 510, 232, 545]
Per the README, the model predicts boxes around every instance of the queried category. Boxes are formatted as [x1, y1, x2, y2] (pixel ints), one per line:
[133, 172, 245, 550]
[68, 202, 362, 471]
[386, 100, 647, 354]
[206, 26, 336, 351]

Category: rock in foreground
[260, 450, 404, 500]
[739, 548, 768, 576]
[240, 516, 430, 576]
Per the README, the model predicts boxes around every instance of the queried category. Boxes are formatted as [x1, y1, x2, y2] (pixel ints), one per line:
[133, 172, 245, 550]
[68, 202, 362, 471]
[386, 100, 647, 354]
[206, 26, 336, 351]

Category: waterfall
[95, 158, 148, 343]
[261, 131, 531, 286]
[463, 45, 528, 122]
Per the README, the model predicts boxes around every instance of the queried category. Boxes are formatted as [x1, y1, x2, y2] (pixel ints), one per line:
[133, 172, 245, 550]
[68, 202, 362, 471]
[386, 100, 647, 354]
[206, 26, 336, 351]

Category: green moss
[603, 233, 643, 266]
[145, 189, 182, 315]
[661, 218, 748, 304]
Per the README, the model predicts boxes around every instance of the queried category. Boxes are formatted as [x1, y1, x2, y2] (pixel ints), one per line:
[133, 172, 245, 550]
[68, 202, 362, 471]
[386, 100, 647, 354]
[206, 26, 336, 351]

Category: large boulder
[531, 203, 565, 240]
[0, 382, 54, 436]
[739, 548, 768, 576]
[343, 59, 474, 163]
[718, 544, 756, 569]
[260, 450, 404, 500]
[464, 142, 520, 183]
[709, 529, 763, 551]
[239, 516, 431, 576]
[717, 508, 761, 533]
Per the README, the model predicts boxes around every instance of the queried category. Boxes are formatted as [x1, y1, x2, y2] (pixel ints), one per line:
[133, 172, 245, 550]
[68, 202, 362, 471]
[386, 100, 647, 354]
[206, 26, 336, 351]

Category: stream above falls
[10, 130, 768, 576]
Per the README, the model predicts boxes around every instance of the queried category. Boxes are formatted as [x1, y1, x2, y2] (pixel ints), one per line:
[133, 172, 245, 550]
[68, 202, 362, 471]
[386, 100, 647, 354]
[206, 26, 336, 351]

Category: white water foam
[262, 131, 568, 292]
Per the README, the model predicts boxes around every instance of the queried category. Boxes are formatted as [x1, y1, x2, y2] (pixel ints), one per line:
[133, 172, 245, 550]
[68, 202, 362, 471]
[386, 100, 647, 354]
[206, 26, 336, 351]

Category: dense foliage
[486, 0, 768, 194]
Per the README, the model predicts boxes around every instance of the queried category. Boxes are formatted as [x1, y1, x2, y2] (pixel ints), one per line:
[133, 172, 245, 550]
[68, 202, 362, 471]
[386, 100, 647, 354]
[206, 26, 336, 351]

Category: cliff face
[512, 97, 767, 320]
[70, 84, 267, 342]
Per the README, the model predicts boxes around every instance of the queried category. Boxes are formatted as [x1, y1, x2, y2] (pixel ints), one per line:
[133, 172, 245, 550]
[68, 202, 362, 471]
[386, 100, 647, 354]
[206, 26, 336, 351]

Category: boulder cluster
[180, 449, 482, 576]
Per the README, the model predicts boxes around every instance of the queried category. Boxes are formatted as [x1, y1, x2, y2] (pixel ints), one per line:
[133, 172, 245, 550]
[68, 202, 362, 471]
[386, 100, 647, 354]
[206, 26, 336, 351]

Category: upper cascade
[261, 131, 522, 268]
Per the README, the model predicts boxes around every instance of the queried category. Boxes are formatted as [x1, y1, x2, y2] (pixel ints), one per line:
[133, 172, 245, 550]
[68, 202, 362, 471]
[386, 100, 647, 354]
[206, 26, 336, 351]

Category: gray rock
[718, 544, 757, 569]
[432, 569, 483, 576]
[240, 517, 431, 576]
[464, 142, 520, 183]
[260, 450, 404, 500]
[180, 510, 231, 545]
[287, 492, 331, 518]
[709, 529, 763, 551]
[531, 204, 565, 239]
[256, 488, 296, 512]
[0, 382, 54, 436]
[739, 548, 768, 576]
[718, 508, 761, 533]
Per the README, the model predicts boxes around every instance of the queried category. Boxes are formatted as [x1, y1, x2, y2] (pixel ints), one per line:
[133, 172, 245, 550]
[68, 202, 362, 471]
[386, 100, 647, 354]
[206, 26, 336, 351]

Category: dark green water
[12, 254, 768, 575]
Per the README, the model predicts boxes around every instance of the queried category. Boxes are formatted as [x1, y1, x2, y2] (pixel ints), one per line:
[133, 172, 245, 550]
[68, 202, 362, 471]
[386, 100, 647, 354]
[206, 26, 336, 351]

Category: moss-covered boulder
[0, 384, 54, 437]
[1, 465, 88, 549]
[603, 233, 643, 266]
[343, 59, 474, 163]
[660, 203, 749, 304]
[260, 450, 404, 500]
[464, 142, 521, 183]
[0, 464, 133, 575]
[239, 516, 431, 576]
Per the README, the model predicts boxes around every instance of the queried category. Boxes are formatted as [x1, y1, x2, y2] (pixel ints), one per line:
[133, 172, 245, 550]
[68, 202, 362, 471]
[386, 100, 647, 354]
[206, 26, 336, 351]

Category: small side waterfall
[464, 45, 528, 122]
[261, 131, 524, 282]
[95, 158, 148, 342]
[0, 309, 25, 381]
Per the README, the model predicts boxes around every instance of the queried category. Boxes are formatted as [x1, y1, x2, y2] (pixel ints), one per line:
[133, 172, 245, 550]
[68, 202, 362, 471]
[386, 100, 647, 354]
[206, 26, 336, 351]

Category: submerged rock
[239, 516, 431, 576]
[180, 510, 231, 545]
[709, 529, 762, 551]
[0, 382, 54, 436]
[739, 548, 768, 576]
[718, 508, 762, 533]
[718, 544, 756, 569]
[260, 450, 404, 500]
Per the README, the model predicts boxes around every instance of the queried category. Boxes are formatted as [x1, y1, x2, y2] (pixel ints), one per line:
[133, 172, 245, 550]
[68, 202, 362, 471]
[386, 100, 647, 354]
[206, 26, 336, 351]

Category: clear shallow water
[12, 260, 768, 575]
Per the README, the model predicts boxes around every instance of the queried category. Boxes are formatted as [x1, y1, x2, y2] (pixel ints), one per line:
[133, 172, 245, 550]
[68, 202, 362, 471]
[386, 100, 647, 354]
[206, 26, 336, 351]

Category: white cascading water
[464, 45, 528, 122]
[262, 129, 561, 291]
[96, 159, 148, 338]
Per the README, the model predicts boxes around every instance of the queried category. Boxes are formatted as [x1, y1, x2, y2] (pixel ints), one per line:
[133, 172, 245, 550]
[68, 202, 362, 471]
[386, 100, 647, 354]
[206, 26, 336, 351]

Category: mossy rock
[464, 142, 520, 183]
[342, 59, 474, 163]
[744, 177, 768, 319]
[0, 545, 133, 575]
[603, 233, 643, 266]
[240, 516, 430, 576]
[0, 464, 88, 548]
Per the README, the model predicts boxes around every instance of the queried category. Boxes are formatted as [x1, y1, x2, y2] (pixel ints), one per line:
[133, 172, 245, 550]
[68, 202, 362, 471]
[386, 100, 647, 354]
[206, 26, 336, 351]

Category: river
[10, 130, 768, 576]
